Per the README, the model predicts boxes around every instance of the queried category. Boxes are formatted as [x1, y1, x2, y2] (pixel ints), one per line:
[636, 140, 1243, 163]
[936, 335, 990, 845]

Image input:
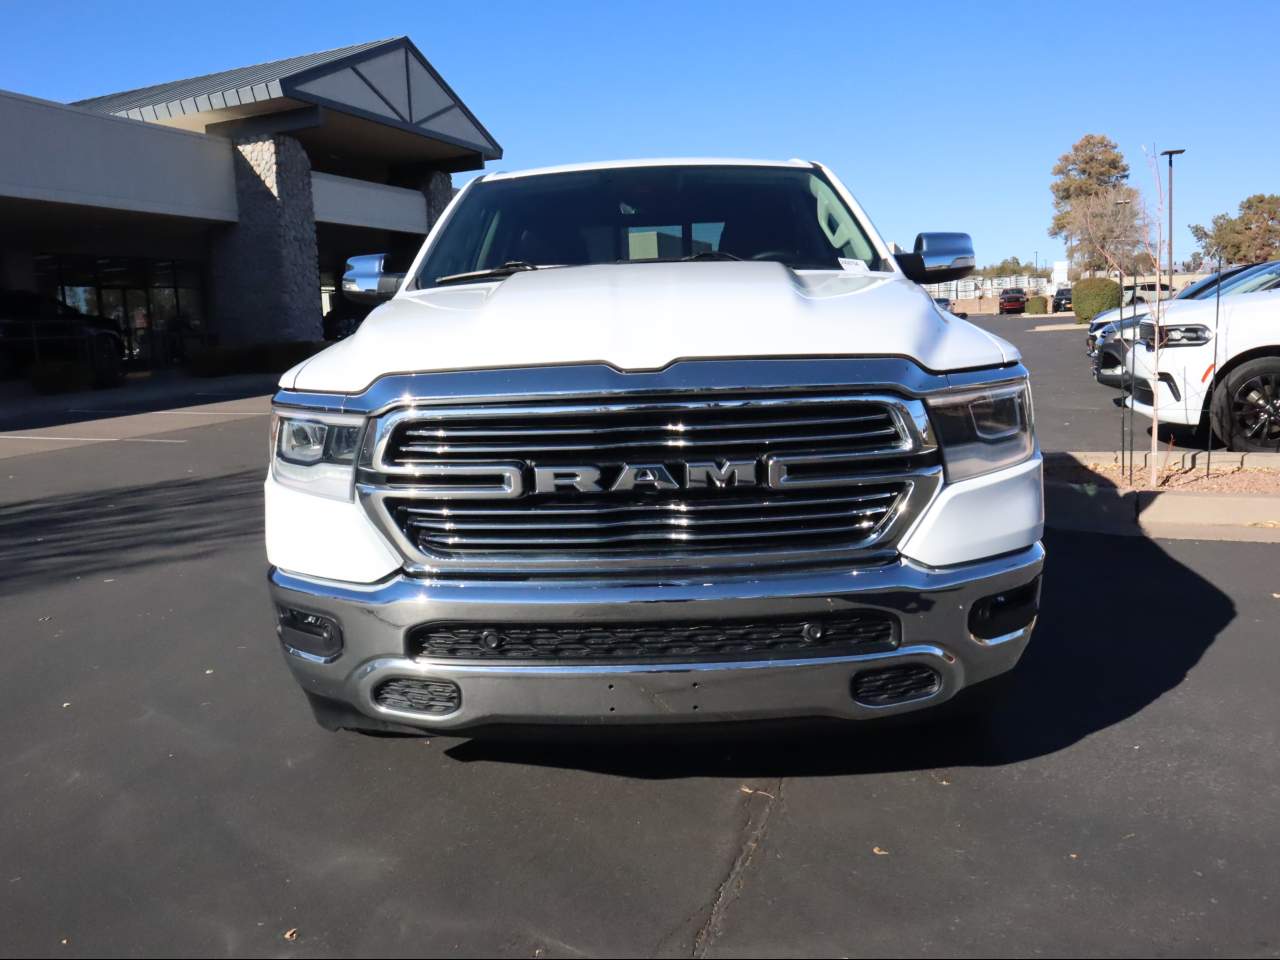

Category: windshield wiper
[615, 251, 744, 265]
[681, 250, 741, 262]
[434, 261, 540, 286]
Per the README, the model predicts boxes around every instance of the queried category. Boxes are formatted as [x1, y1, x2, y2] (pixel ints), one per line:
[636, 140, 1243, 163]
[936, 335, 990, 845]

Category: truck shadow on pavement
[445, 528, 1236, 778]
[0, 469, 263, 598]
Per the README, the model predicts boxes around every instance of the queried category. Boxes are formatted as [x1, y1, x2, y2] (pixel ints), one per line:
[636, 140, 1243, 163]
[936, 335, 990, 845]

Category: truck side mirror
[894, 233, 976, 284]
[341, 254, 404, 304]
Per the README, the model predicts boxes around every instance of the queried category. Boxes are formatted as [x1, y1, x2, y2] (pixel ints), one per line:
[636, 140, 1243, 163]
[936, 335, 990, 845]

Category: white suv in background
[1128, 283, 1280, 449]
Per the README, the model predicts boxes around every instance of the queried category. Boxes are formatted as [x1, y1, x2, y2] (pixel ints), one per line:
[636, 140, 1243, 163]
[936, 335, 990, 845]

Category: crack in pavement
[691, 777, 784, 958]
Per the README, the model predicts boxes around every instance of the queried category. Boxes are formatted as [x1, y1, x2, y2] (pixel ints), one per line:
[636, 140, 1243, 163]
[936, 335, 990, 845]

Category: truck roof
[482, 157, 814, 181]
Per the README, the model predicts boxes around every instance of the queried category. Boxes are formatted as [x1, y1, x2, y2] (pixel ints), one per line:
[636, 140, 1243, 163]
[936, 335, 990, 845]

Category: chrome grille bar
[393, 428, 901, 456]
[396, 489, 899, 518]
[374, 394, 916, 470]
[400, 410, 891, 437]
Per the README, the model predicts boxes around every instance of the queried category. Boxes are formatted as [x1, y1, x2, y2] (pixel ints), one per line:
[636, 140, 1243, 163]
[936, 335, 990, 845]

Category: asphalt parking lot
[969, 312, 1139, 454]
[968, 311, 1216, 455]
[2, 349, 1278, 957]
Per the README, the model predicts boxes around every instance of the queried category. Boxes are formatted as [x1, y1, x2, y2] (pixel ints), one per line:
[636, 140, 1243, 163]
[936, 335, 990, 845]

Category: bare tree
[1061, 184, 1146, 277]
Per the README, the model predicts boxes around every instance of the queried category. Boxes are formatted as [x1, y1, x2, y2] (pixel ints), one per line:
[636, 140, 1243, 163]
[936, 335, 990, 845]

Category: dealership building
[0, 37, 501, 369]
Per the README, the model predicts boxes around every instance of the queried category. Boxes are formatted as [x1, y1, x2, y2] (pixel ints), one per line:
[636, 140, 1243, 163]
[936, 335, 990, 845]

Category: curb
[1049, 449, 1280, 471]
[1044, 451, 1280, 542]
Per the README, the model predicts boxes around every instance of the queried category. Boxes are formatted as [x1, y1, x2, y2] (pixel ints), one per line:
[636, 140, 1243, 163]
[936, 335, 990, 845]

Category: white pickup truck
[265, 158, 1044, 736]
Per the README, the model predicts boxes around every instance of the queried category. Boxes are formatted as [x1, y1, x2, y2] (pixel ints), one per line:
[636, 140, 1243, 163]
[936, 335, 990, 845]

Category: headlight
[1159, 324, 1212, 347]
[927, 381, 1035, 482]
[271, 412, 366, 500]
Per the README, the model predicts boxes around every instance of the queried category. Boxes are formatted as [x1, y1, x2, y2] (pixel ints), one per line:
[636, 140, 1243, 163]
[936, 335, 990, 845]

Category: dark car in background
[1053, 287, 1072, 312]
[998, 287, 1027, 314]
[0, 290, 125, 387]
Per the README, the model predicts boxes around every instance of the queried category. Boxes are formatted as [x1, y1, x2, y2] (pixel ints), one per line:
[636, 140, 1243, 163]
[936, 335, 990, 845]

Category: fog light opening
[968, 576, 1041, 642]
[277, 606, 344, 662]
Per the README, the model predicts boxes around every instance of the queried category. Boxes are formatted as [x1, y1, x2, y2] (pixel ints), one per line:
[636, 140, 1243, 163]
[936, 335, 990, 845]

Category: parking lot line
[65, 408, 270, 417]
[0, 435, 187, 443]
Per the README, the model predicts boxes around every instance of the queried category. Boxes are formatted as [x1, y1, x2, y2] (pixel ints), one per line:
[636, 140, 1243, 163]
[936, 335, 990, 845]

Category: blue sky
[5, 0, 1275, 266]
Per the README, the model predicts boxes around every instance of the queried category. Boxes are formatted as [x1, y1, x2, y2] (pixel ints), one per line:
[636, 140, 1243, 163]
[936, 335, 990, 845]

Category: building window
[32, 254, 205, 369]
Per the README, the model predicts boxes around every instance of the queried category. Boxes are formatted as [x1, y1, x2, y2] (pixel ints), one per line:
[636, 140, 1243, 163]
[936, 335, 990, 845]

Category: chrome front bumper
[268, 543, 1043, 732]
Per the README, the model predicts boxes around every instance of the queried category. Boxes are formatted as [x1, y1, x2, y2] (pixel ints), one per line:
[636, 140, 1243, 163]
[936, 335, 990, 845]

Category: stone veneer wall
[208, 135, 321, 344]
[420, 170, 453, 228]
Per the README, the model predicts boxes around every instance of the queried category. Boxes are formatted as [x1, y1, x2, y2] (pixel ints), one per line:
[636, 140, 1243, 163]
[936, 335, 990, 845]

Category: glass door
[99, 288, 129, 360]
[125, 288, 152, 368]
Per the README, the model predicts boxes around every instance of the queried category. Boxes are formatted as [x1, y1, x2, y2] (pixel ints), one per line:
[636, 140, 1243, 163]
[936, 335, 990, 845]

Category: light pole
[1161, 149, 1185, 283]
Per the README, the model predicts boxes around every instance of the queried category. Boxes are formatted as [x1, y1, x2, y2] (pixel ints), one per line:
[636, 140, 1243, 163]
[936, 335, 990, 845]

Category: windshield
[1181, 264, 1255, 299]
[1178, 273, 1222, 300]
[1214, 260, 1280, 297]
[412, 165, 883, 288]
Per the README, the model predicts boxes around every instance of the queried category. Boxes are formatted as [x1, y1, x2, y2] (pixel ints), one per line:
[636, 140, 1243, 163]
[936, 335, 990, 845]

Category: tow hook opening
[968, 576, 1041, 641]
[374, 677, 462, 716]
[851, 664, 942, 706]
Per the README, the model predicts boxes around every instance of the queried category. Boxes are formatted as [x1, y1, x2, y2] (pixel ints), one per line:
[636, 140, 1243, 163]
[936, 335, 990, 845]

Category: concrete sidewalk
[0, 373, 275, 460]
[1045, 451, 1280, 542]
[0, 371, 277, 421]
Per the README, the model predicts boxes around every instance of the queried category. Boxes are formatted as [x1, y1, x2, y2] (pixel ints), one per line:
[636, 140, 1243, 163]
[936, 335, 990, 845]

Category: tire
[1211, 356, 1280, 452]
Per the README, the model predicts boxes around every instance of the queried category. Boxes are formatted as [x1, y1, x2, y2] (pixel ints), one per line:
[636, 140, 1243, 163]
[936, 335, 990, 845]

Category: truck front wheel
[1211, 357, 1280, 452]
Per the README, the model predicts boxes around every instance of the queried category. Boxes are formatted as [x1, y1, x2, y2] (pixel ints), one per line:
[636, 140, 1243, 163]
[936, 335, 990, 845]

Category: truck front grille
[359, 389, 940, 575]
[410, 611, 898, 663]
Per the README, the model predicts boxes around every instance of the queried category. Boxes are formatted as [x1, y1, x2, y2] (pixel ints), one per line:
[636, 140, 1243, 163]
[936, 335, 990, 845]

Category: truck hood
[288, 261, 1015, 393]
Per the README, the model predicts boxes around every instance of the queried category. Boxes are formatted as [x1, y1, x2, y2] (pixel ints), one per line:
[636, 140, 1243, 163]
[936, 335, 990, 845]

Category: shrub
[1072, 278, 1121, 324]
[29, 360, 93, 395]
[187, 341, 326, 378]
[1025, 296, 1048, 315]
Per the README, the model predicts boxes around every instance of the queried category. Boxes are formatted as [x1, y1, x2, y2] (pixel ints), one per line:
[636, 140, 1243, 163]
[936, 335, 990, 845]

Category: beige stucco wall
[0, 89, 238, 222]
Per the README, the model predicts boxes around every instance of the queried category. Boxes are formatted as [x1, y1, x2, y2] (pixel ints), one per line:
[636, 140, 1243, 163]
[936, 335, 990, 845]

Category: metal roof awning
[71, 37, 501, 171]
